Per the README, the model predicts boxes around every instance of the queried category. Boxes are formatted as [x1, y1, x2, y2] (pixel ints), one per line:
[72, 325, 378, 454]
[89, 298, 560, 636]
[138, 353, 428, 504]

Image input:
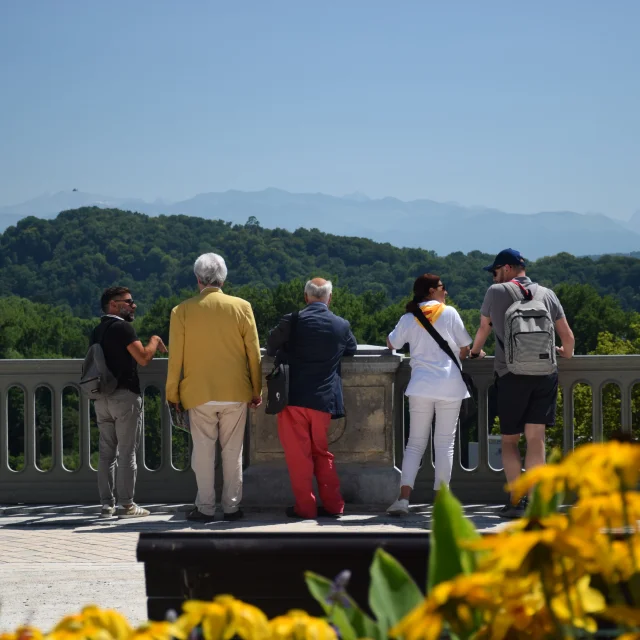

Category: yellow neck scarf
[415, 302, 446, 326]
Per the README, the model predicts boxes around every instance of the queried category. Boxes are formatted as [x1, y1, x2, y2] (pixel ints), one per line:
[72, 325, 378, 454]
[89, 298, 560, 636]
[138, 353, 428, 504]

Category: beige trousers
[188, 402, 247, 515]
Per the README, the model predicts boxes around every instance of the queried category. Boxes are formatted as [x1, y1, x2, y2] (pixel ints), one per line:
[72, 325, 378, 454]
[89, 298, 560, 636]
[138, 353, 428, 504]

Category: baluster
[562, 383, 574, 454]
[79, 392, 92, 469]
[25, 386, 36, 470]
[51, 385, 63, 471]
[0, 386, 7, 473]
[477, 382, 490, 471]
[592, 385, 604, 442]
[620, 384, 632, 436]
[160, 388, 172, 471]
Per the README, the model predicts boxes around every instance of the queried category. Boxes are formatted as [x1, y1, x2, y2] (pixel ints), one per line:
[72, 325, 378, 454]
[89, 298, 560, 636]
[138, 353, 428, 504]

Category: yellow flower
[390, 573, 499, 640]
[467, 516, 600, 576]
[565, 441, 640, 494]
[269, 610, 337, 640]
[46, 614, 112, 640]
[483, 576, 553, 640]
[129, 622, 186, 640]
[80, 607, 132, 640]
[572, 492, 640, 529]
[180, 596, 270, 640]
[507, 464, 572, 503]
[618, 634, 640, 640]
[1, 628, 43, 640]
[584, 536, 640, 583]
[549, 575, 605, 634]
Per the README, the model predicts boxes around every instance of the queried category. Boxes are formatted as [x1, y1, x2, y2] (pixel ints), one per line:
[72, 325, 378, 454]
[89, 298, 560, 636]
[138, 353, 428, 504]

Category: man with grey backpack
[82, 287, 166, 519]
[469, 249, 575, 518]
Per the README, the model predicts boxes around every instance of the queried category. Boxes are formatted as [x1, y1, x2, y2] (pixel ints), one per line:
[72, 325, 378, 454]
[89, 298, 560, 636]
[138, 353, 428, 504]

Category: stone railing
[1, 351, 638, 505]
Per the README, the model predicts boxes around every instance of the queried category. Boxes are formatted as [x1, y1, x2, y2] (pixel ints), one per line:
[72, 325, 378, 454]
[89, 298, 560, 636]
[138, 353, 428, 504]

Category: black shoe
[285, 506, 305, 519]
[317, 506, 342, 519]
[186, 508, 216, 523]
[223, 509, 244, 521]
[498, 497, 527, 519]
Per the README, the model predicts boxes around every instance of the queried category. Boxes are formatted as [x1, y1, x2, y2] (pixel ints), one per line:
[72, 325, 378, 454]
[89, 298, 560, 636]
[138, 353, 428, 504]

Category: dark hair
[405, 273, 442, 314]
[101, 286, 131, 313]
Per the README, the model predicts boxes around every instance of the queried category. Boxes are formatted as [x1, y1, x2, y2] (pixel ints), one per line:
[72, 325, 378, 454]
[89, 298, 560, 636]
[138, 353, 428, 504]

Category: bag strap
[93, 317, 119, 348]
[412, 309, 463, 375]
[288, 310, 299, 352]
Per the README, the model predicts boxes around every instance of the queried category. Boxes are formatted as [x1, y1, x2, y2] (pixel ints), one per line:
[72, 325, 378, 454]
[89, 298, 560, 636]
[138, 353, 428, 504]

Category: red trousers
[277, 406, 345, 518]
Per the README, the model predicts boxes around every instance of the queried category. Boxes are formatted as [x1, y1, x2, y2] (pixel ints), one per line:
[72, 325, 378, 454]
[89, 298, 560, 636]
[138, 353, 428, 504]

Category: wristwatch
[469, 351, 480, 359]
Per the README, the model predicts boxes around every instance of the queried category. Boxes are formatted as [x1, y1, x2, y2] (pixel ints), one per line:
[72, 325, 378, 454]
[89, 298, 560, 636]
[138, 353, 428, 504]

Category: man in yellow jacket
[166, 252, 262, 522]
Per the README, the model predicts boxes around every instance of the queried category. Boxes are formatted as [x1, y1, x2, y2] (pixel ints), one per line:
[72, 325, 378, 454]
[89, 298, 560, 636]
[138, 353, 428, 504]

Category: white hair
[194, 253, 228, 287]
[304, 279, 333, 302]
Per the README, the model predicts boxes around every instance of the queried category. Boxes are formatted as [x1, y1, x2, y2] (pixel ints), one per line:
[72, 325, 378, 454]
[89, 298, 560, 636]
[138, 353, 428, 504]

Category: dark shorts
[496, 372, 558, 436]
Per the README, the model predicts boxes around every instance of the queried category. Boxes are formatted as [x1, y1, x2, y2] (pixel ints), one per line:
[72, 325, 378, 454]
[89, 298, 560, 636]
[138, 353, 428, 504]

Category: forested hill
[2, 206, 640, 317]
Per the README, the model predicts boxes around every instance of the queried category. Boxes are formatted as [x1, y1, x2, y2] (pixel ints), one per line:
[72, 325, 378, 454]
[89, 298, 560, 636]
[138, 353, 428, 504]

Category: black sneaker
[186, 508, 216, 523]
[498, 497, 527, 519]
[317, 506, 342, 518]
[223, 509, 244, 521]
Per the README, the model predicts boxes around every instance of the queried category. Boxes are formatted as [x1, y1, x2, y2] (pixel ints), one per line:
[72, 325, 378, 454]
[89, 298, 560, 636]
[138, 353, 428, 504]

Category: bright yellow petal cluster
[1, 628, 44, 640]
[180, 595, 270, 640]
[507, 441, 640, 502]
[269, 610, 336, 640]
[390, 573, 500, 640]
[128, 622, 187, 640]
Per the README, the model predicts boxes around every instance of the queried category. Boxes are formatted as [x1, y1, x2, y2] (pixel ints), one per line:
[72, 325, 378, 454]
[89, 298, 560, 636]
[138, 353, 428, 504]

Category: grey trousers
[189, 403, 247, 515]
[94, 389, 143, 507]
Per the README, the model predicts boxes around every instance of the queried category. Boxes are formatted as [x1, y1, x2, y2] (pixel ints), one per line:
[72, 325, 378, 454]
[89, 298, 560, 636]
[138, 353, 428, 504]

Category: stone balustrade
[1, 349, 638, 505]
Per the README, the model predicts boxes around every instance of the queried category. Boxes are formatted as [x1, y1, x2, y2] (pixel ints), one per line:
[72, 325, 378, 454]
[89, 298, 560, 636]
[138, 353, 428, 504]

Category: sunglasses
[436, 283, 446, 290]
[491, 266, 504, 277]
[114, 298, 135, 306]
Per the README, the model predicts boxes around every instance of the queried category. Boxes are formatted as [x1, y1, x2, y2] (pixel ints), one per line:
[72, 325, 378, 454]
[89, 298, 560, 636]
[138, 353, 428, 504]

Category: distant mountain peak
[342, 191, 371, 202]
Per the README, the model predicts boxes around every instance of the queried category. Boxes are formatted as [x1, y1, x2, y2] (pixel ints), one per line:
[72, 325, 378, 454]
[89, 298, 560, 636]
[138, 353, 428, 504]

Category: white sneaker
[100, 506, 116, 519]
[387, 498, 410, 516]
[118, 503, 150, 519]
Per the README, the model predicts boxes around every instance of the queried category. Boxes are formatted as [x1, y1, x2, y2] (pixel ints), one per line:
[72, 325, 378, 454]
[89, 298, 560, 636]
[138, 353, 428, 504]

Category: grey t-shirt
[480, 276, 565, 377]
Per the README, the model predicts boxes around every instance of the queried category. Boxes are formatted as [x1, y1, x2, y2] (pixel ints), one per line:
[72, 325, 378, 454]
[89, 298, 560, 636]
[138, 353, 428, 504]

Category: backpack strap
[504, 280, 533, 302]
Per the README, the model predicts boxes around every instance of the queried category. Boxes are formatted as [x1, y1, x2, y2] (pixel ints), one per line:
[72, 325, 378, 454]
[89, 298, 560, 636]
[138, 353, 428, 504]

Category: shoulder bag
[265, 311, 299, 415]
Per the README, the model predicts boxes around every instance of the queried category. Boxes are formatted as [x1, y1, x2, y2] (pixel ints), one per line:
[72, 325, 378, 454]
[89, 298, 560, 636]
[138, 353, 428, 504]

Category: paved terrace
[0, 503, 507, 632]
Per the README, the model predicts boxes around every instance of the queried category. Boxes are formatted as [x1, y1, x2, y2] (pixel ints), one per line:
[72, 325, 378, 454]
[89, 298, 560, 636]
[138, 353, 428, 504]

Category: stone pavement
[0, 503, 506, 633]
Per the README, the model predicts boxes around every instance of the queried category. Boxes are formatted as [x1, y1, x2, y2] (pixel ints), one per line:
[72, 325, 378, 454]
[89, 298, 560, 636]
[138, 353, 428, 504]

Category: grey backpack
[501, 282, 556, 375]
[79, 321, 119, 400]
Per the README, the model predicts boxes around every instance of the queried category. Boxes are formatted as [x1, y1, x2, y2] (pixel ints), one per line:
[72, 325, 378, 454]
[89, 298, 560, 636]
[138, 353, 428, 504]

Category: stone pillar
[242, 346, 403, 507]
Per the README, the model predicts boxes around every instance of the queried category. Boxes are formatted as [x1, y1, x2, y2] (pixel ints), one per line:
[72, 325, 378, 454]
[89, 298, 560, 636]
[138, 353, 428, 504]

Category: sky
[1, 1, 639, 219]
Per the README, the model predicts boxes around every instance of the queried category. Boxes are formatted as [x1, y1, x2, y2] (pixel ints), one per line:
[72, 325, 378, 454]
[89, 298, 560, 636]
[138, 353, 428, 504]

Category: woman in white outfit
[386, 273, 481, 516]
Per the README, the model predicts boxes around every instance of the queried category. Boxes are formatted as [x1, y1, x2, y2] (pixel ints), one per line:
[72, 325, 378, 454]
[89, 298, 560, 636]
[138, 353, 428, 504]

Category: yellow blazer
[166, 288, 262, 410]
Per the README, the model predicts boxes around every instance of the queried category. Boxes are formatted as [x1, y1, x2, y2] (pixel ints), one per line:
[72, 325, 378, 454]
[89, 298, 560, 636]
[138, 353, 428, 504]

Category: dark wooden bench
[137, 531, 430, 620]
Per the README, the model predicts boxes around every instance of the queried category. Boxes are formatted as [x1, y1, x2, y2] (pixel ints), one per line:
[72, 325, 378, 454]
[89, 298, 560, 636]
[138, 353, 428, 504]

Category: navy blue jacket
[266, 303, 358, 418]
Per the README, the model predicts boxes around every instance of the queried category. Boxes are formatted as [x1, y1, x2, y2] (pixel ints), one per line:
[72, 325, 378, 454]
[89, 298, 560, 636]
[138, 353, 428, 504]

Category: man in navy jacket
[267, 278, 358, 519]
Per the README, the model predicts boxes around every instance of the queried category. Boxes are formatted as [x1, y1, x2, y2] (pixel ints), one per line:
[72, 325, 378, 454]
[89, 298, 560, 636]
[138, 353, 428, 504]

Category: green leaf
[368, 548, 424, 636]
[427, 484, 480, 592]
[526, 484, 564, 519]
[304, 571, 383, 640]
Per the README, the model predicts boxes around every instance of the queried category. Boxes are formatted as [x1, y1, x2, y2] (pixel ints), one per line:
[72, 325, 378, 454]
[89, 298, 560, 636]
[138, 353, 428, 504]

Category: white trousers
[400, 395, 462, 490]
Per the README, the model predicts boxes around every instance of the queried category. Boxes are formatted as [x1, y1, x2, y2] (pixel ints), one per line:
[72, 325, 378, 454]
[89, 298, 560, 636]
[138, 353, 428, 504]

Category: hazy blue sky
[1, 1, 639, 218]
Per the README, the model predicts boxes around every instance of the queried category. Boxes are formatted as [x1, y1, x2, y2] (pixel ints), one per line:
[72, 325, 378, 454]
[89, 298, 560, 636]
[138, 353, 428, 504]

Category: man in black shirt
[91, 287, 166, 518]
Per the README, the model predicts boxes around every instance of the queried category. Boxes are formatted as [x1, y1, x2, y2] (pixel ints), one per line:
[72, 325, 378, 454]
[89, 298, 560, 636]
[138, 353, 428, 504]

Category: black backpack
[79, 320, 119, 400]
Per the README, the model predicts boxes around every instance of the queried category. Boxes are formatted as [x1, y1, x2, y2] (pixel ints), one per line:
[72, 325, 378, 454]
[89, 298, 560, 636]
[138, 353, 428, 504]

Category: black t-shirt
[91, 317, 141, 394]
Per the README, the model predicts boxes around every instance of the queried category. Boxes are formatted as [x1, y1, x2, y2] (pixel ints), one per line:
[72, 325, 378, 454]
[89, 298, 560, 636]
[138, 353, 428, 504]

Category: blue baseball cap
[483, 248, 526, 272]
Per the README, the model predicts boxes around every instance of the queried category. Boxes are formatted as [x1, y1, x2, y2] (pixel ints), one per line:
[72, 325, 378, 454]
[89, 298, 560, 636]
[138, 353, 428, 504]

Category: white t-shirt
[388, 302, 472, 401]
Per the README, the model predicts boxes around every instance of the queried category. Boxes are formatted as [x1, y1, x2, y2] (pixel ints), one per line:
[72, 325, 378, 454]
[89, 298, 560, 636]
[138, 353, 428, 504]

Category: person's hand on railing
[468, 349, 486, 359]
[556, 346, 573, 359]
[249, 395, 262, 409]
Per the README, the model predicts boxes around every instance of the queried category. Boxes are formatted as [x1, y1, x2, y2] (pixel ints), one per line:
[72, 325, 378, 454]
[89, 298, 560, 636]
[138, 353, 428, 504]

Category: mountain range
[2, 188, 640, 259]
